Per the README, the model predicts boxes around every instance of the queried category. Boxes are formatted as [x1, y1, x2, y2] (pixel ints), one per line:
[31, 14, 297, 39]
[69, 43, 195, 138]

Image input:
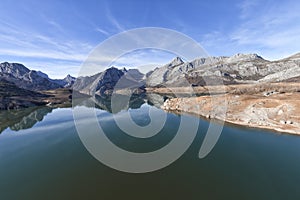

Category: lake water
[1, 95, 300, 200]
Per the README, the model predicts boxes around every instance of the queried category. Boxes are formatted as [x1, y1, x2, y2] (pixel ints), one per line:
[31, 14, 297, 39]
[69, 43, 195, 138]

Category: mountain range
[1, 52, 300, 109]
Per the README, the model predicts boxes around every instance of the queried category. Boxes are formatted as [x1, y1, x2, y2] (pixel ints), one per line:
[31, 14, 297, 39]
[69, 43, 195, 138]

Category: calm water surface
[1, 96, 300, 200]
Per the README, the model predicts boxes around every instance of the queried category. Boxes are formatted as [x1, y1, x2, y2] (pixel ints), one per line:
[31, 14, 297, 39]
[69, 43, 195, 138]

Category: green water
[1, 97, 300, 200]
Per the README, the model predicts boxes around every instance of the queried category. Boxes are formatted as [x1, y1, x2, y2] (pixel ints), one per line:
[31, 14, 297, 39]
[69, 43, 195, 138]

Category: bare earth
[160, 83, 300, 135]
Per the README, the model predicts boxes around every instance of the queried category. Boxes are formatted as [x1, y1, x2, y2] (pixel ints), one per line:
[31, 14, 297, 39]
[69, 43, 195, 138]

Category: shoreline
[0, 88, 73, 110]
[161, 87, 300, 135]
[165, 108, 299, 136]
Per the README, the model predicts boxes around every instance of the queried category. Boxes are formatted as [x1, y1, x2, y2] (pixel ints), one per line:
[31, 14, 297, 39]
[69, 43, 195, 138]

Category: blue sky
[0, 0, 299, 78]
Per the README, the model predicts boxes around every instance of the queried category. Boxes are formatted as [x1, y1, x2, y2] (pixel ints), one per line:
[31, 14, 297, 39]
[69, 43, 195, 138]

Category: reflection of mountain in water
[0, 106, 53, 133]
[74, 94, 146, 114]
[75, 92, 172, 113]
[0, 93, 170, 133]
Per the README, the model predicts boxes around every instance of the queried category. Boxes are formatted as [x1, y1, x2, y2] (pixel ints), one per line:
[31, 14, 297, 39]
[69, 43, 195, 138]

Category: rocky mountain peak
[64, 74, 75, 80]
[168, 57, 184, 67]
[122, 67, 128, 72]
[103, 67, 124, 77]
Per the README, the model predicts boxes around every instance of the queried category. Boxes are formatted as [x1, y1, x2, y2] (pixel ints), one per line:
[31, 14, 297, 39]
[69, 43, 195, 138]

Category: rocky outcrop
[162, 90, 300, 135]
[146, 53, 300, 87]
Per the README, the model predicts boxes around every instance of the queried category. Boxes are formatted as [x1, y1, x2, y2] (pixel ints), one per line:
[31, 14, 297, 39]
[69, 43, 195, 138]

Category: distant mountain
[2, 52, 300, 99]
[0, 62, 76, 91]
[146, 53, 300, 87]
[52, 74, 76, 88]
[73, 67, 145, 96]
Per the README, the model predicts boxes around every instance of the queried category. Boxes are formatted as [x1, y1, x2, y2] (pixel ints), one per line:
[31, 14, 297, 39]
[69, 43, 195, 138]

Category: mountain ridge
[146, 52, 300, 87]
[1, 52, 300, 98]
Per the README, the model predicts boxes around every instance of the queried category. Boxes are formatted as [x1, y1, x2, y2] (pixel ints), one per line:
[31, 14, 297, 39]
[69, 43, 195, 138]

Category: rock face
[146, 53, 300, 87]
[0, 62, 76, 91]
[73, 67, 145, 96]
[73, 67, 124, 96]
[146, 57, 186, 87]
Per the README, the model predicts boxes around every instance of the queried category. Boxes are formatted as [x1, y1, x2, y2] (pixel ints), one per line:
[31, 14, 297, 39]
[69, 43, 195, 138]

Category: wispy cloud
[0, 48, 87, 62]
[47, 20, 66, 35]
[200, 0, 300, 60]
[237, 0, 259, 19]
[95, 27, 110, 36]
[231, 0, 300, 59]
[105, 5, 125, 32]
[0, 20, 93, 58]
[0, 18, 95, 78]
